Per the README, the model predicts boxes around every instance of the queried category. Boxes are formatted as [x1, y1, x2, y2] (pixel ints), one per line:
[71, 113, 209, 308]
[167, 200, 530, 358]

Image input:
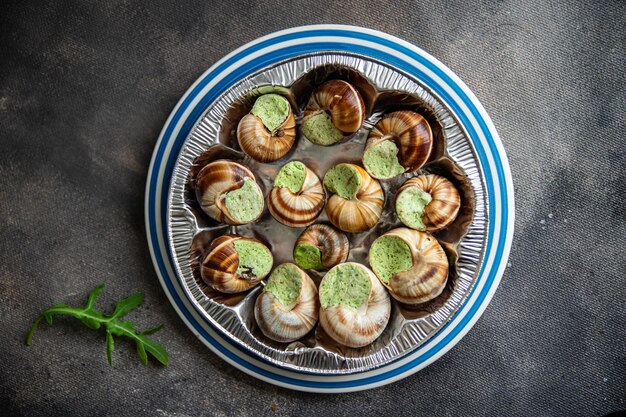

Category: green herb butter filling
[264, 263, 302, 306]
[363, 140, 405, 179]
[223, 179, 264, 223]
[323, 164, 361, 200]
[293, 243, 324, 270]
[369, 236, 413, 284]
[250, 94, 291, 132]
[274, 161, 306, 194]
[232, 239, 272, 278]
[319, 264, 371, 310]
[395, 186, 432, 230]
[301, 112, 344, 145]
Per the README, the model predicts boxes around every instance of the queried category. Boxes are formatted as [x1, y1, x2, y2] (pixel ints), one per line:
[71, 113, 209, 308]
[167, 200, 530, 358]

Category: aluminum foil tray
[166, 53, 487, 374]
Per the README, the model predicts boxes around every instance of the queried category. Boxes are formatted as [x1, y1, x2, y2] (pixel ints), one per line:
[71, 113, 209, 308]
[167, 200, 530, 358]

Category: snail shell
[267, 161, 325, 227]
[363, 111, 433, 179]
[195, 160, 264, 225]
[254, 263, 319, 343]
[369, 228, 448, 305]
[201, 234, 273, 294]
[237, 94, 296, 162]
[396, 174, 460, 232]
[323, 163, 384, 233]
[302, 80, 365, 146]
[319, 262, 391, 348]
[293, 224, 350, 271]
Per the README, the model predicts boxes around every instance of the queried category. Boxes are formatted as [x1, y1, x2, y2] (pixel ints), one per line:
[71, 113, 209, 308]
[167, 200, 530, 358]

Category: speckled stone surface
[1, 1, 624, 416]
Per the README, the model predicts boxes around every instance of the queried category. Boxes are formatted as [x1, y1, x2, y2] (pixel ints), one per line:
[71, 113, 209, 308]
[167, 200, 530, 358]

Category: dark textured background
[1, 0, 624, 416]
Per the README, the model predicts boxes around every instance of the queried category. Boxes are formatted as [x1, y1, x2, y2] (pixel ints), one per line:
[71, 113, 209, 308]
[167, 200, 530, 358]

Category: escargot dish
[237, 94, 296, 162]
[369, 228, 448, 305]
[254, 263, 319, 343]
[301, 80, 365, 146]
[177, 60, 483, 372]
[195, 159, 264, 225]
[318, 262, 391, 348]
[362, 111, 433, 180]
[267, 161, 325, 227]
[323, 163, 384, 233]
[396, 174, 461, 232]
[293, 224, 349, 271]
[201, 234, 273, 294]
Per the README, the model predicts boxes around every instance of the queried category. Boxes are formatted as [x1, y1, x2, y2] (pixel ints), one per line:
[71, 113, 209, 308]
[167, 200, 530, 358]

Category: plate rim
[144, 24, 515, 392]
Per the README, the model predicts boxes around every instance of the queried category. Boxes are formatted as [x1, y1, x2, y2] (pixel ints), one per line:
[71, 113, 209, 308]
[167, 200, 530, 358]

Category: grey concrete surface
[1, 0, 624, 416]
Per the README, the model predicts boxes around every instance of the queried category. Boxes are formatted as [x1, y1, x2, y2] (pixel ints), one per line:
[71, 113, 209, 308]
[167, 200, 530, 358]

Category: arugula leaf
[26, 284, 168, 366]
[141, 324, 163, 336]
[111, 293, 144, 319]
[106, 331, 114, 365]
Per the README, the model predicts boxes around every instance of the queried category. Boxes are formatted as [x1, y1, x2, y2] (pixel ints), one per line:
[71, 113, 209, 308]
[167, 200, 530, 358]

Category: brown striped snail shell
[318, 263, 391, 348]
[397, 174, 461, 232]
[302, 80, 366, 146]
[195, 159, 264, 225]
[363, 111, 433, 179]
[201, 234, 273, 294]
[267, 162, 325, 227]
[369, 228, 448, 305]
[324, 163, 384, 233]
[237, 94, 296, 162]
[254, 263, 319, 343]
[293, 224, 349, 271]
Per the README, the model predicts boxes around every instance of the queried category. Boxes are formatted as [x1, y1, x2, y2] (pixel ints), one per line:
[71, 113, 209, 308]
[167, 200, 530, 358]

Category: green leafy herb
[26, 284, 168, 366]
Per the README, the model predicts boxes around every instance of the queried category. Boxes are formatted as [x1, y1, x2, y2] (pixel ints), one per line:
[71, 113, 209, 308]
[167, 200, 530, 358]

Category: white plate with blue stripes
[145, 25, 514, 392]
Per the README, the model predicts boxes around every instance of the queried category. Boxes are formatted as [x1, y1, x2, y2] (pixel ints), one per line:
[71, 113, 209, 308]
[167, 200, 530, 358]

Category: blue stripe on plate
[147, 28, 510, 388]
